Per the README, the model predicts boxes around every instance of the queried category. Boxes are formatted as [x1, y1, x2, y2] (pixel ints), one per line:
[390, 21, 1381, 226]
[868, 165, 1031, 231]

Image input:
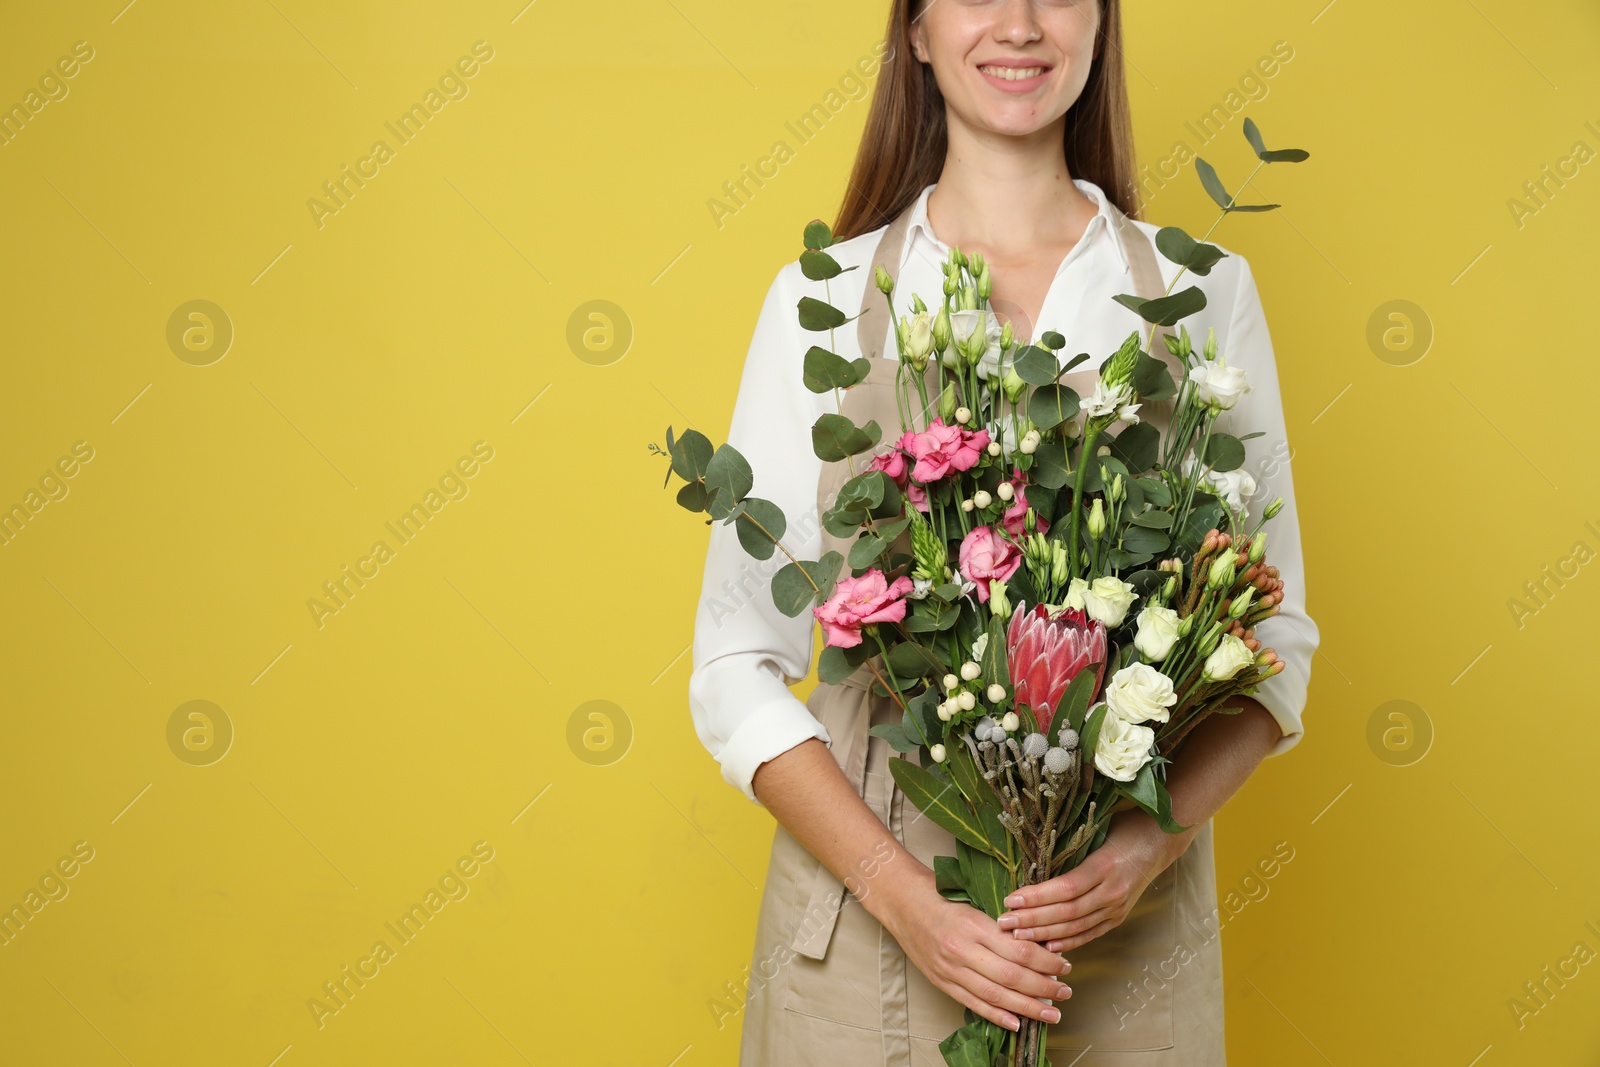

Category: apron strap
[856, 201, 919, 361]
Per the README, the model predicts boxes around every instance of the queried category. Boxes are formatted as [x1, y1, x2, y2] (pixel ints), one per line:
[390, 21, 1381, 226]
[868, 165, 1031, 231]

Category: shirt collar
[902, 177, 1132, 276]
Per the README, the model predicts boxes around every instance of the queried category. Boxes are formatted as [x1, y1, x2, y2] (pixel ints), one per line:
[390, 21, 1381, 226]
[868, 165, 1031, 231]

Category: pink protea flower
[813, 569, 915, 648]
[1000, 466, 1048, 538]
[904, 420, 990, 484]
[957, 526, 1022, 604]
[1005, 603, 1108, 733]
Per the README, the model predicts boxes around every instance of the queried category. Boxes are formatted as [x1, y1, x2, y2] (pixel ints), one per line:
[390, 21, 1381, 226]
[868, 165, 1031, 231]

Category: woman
[687, 1, 1318, 1063]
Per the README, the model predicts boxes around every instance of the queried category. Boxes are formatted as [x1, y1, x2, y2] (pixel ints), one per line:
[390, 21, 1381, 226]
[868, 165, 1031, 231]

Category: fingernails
[1044, 1007, 1061, 1023]
[1057, 984, 1072, 999]
[1014, 927, 1031, 939]
[1004, 893, 1024, 907]
[1004, 1014, 1020, 1031]
[998, 914, 1017, 930]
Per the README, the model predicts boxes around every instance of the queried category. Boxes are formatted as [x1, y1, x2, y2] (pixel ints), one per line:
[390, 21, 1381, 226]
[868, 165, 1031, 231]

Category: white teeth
[980, 65, 1045, 81]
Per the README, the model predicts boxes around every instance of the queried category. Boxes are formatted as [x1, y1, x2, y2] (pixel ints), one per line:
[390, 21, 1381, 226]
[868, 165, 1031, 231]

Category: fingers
[1031, 902, 1120, 946]
[1048, 915, 1120, 953]
[1002, 880, 1117, 937]
[952, 963, 1066, 1028]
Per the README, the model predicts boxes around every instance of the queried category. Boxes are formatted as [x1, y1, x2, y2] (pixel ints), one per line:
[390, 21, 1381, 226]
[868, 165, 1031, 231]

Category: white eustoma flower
[1188, 355, 1252, 411]
[1202, 633, 1256, 682]
[1183, 455, 1259, 514]
[1133, 604, 1181, 661]
[1104, 662, 1178, 724]
[904, 311, 934, 362]
[1081, 380, 1141, 423]
[1093, 711, 1155, 782]
[951, 309, 1004, 373]
[985, 413, 1029, 460]
[971, 632, 989, 662]
[1081, 576, 1138, 628]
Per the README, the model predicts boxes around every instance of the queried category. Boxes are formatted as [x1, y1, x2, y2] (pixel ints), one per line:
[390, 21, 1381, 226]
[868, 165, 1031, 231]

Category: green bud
[1264, 497, 1285, 520]
[1087, 498, 1106, 539]
[1207, 551, 1236, 590]
[933, 305, 952, 351]
[1051, 541, 1069, 585]
[1229, 588, 1255, 618]
[943, 272, 958, 297]
[1162, 575, 1177, 601]
[1203, 326, 1218, 362]
[908, 505, 948, 583]
[938, 382, 958, 422]
[1110, 474, 1124, 503]
[911, 293, 927, 314]
[1178, 615, 1194, 637]
[1001, 366, 1026, 404]
[977, 262, 992, 300]
[874, 265, 895, 296]
[1102, 330, 1142, 388]
[999, 320, 1013, 350]
[989, 579, 1012, 620]
[1248, 533, 1267, 564]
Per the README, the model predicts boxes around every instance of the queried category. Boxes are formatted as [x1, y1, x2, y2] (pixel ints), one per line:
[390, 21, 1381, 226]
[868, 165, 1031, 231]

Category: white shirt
[689, 178, 1320, 805]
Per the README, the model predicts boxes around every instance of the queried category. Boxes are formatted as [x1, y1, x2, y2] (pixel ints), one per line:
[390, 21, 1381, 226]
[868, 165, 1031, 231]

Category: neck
[926, 115, 1095, 256]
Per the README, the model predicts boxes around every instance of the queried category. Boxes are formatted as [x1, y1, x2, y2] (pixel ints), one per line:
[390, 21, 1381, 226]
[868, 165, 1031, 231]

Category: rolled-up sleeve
[1219, 254, 1319, 756]
[688, 263, 832, 803]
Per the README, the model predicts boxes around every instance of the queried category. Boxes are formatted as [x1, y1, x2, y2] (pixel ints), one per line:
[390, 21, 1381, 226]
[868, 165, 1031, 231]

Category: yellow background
[1, 1, 1597, 1064]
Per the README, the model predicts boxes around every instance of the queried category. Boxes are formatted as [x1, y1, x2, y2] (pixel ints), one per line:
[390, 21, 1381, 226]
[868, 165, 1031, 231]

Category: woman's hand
[880, 875, 1074, 1034]
[996, 812, 1190, 953]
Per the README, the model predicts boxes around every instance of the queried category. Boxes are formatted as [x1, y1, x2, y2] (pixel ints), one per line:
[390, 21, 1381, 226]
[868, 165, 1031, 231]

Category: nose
[992, 0, 1044, 44]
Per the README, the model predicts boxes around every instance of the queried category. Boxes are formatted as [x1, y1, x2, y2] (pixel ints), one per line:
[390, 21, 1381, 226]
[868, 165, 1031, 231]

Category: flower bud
[1001, 366, 1027, 404]
[874, 264, 895, 295]
[989, 579, 1011, 620]
[1229, 588, 1255, 618]
[1248, 533, 1267, 564]
[1051, 541, 1069, 584]
[1088, 498, 1106, 539]
[938, 382, 958, 422]
[999, 320, 1014, 350]
[1111, 474, 1124, 503]
[986, 683, 1006, 703]
[943, 272, 958, 297]
[1207, 550, 1236, 590]
[960, 661, 981, 681]
[977, 262, 992, 300]
[1264, 497, 1285, 520]
[1203, 326, 1218, 362]
[1177, 615, 1194, 637]
[1162, 575, 1177, 601]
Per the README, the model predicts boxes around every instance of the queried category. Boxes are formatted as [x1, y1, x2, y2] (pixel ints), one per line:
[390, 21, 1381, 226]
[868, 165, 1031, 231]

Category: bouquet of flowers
[656, 118, 1308, 1067]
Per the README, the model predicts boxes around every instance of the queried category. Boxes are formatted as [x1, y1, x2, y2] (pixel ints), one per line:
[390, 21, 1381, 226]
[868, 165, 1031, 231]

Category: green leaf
[934, 854, 967, 895]
[1130, 509, 1173, 529]
[888, 758, 993, 853]
[729, 497, 786, 559]
[1135, 476, 1173, 508]
[1155, 226, 1227, 276]
[886, 640, 944, 679]
[1040, 330, 1066, 351]
[667, 427, 715, 485]
[1108, 422, 1160, 473]
[771, 553, 842, 616]
[1131, 351, 1178, 401]
[1121, 762, 1190, 833]
[797, 295, 847, 332]
[1012, 344, 1059, 386]
[818, 642, 869, 684]
[704, 444, 753, 520]
[1052, 666, 1101, 744]
[1029, 384, 1081, 431]
[811, 413, 879, 462]
[979, 613, 1009, 690]
[802, 346, 870, 392]
[1195, 157, 1234, 211]
[1203, 433, 1246, 473]
[799, 248, 844, 280]
[1079, 701, 1111, 761]
[868, 721, 919, 752]
[674, 480, 708, 513]
[848, 532, 888, 570]
[1242, 117, 1311, 163]
[1121, 525, 1170, 555]
[1114, 287, 1207, 328]
[803, 219, 834, 250]
[1030, 434, 1073, 490]
[938, 1017, 997, 1067]
[960, 841, 1011, 919]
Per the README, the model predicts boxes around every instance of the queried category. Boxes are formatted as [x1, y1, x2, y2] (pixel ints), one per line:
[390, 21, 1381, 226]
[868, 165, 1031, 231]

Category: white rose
[1132, 604, 1181, 662]
[1081, 576, 1137, 628]
[1081, 380, 1141, 423]
[1188, 356, 1252, 410]
[1202, 633, 1255, 682]
[1093, 710, 1155, 782]
[1104, 662, 1177, 724]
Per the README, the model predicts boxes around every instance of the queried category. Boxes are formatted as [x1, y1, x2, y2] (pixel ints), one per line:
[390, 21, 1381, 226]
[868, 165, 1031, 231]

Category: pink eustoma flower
[1005, 603, 1108, 734]
[905, 420, 990, 484]
[813, 569, 916, 649]
[957, 526, 1022, 604]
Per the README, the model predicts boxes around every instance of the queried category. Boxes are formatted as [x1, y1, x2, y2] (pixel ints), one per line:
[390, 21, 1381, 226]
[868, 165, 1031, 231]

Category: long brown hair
[834, 0, 1139, 240]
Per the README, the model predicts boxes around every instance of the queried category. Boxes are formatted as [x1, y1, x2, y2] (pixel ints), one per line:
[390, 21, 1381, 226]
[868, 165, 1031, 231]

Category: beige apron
[738, 200, 1228, 1066]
